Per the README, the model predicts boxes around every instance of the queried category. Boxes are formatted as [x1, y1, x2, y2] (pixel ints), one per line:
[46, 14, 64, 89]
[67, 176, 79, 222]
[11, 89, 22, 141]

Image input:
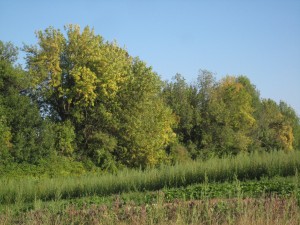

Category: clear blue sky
[1, 0, 299, 115]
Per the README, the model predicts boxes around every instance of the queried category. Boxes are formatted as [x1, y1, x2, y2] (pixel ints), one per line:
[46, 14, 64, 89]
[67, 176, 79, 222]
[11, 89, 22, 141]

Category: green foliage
[25, 25, 176, 168]
[1, 29, 300, 225]
[0, 155, 89, 178]
[1, 150, 299, 205]
[162, 74, 200, 144]
[163, 176, 299, 201]
[0, 41, 50, 163]
[207, 76, 256, 154]
[279, 101, 300, 149]
[54, 120, 76, 156]
[1, 151, 300, 225]
[163, 71, 299, 157]
[167, 143, 191, 164]
[0, 111, 12, 161]
[0, 41, 18, 63]
[1, 25, 300, 172]
[257, 99, 294, 151]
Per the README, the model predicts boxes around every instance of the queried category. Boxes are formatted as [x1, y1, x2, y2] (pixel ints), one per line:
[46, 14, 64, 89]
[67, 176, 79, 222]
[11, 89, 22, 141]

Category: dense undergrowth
[1, 176, 299, 212]
[1, 150, 299, 205]
[1, 176, 300, 224]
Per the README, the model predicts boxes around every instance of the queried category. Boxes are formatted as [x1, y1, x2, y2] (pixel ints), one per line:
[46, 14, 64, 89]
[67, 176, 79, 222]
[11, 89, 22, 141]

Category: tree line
[1, 25, 299, 172]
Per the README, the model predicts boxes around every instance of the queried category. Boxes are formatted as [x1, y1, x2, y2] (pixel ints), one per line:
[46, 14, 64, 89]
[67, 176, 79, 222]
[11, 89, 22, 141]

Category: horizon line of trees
[1, 25, 299, 171]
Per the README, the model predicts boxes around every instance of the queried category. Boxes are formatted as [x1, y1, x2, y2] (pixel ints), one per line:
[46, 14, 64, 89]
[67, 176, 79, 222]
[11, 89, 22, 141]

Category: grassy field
[1, 150, 300, 224]
[1, 177, 299, 224]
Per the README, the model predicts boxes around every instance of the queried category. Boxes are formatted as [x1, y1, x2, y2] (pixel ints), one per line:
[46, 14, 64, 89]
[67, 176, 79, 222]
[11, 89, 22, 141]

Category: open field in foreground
[1, 150, 300, 205]
[1, 193, 299, 225]
[1, 151, 300, 224]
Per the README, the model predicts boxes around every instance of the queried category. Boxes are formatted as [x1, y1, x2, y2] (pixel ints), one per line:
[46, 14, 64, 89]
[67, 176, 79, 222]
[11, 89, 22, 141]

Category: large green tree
[257, 99, 295, 151]
[25, 25, 176, 169]
[279, 101, 300, 150]
[162, 72, 259, 157]
[162, 74, 200, 144]
[0, 41, 52, 163]
[205, 76, 256, 155]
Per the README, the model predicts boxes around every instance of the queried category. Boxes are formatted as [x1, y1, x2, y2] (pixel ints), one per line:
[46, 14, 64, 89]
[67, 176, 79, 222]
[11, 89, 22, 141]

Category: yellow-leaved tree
[258, 99, 294, 151]
[205, 76, 256, 155]
[25, 25, 176, 169]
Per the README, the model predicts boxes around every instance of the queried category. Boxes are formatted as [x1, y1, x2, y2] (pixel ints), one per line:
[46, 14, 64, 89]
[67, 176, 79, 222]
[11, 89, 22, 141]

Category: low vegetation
[0, 150, 299, 206]
[1, 174, 300, 224]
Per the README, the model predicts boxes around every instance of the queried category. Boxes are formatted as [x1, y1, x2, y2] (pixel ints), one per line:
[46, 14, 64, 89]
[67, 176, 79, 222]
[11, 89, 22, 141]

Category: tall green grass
[1, 150, 299, 205]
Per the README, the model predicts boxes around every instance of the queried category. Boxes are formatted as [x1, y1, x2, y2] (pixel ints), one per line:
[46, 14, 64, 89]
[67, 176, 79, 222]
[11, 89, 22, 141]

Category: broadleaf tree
[25, 25, 177, 169]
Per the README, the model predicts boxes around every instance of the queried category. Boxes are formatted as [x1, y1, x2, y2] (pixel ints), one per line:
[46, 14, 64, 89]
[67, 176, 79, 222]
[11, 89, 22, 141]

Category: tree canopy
[24, 25, 176, 169]
[0, 24, 299, 173]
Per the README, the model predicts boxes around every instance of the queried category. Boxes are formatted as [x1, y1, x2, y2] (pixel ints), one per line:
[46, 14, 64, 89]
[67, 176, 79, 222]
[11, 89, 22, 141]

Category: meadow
[1, 150, 300, 224]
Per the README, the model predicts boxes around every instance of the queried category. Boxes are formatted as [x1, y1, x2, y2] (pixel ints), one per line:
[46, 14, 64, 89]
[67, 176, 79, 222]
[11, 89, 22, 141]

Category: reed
[0, 150, 299, 205]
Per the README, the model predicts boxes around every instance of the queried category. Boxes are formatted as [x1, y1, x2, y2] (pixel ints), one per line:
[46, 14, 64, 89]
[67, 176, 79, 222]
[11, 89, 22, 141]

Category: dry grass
[1, 196, 299, 225]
